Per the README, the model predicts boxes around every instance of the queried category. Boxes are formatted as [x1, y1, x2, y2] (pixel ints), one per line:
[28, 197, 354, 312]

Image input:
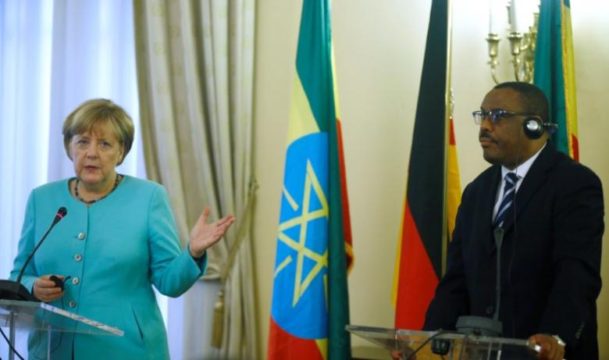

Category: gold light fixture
[487, 0, 539, 83]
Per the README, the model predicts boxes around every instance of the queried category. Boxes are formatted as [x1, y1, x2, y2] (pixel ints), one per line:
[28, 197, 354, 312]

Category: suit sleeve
[147, 185, 206, 297]
[538, 165, 604, 348]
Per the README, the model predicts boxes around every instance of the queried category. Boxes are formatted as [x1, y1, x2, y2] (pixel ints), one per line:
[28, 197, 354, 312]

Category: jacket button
[485, 306, 494, 315]
[74, 254, 82, 262]
[68, 300, 77, 308]
[77, 232, 86, 240]
[72, 277, 80, 285]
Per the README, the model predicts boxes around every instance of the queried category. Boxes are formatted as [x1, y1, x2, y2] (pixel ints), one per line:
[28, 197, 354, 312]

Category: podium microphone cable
[0, 326, 25, 360]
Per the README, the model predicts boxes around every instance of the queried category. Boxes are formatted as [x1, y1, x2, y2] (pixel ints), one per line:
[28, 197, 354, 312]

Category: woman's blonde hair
[62, 99, 134, 165]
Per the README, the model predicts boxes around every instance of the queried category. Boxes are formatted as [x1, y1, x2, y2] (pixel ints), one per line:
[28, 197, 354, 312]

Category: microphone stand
[0, 207, 66, 360]
[9, 312, 16, 360]
[0, 208, 66, 301]
[455, 227, 505, 337]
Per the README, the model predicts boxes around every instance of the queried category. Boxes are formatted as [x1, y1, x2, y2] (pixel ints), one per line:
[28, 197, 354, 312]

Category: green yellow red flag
[268, 0, 353, 358]
[534, 0, 579, 160]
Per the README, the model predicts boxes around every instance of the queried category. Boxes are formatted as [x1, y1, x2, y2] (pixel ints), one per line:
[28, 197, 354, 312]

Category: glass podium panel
[347, 325, 538, 360]
[0, 299, 123, 335]
[0, 299, 123, 360]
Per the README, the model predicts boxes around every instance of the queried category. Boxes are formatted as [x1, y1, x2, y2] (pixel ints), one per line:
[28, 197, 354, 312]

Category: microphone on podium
[0, 207, 68, 301]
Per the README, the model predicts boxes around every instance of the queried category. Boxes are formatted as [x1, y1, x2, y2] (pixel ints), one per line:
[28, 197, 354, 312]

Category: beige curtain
[133, 0, 257, 358]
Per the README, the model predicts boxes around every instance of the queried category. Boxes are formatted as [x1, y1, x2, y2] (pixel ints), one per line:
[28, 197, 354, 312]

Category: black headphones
[522, 117, 558, 139]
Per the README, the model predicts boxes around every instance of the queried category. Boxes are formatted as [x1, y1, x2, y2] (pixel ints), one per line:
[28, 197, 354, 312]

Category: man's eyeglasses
[472, 109, 540, 125]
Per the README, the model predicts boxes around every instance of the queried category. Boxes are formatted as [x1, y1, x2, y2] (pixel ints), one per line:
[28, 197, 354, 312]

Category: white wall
[253, 0, 609, 358]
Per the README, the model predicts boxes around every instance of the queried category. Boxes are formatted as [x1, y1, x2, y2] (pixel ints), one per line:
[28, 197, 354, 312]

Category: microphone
[0, 207, 68, 301]
[543, 121, 558, 135]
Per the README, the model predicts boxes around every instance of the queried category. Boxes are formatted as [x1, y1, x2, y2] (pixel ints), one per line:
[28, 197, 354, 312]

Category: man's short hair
[493, 82, 550, 124]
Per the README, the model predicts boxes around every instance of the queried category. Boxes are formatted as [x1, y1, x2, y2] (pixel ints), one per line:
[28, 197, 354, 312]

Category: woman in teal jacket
[9, 99, 234, 359]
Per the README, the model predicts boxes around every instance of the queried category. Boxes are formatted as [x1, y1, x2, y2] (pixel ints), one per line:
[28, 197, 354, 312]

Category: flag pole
[441, 0, 453, 276]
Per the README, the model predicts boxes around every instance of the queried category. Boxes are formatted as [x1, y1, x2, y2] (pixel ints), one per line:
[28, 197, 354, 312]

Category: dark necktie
[494, 172, 519, 228]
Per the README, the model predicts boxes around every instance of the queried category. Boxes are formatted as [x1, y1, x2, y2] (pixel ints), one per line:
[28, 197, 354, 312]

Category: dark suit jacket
[424, 144, 604, 359]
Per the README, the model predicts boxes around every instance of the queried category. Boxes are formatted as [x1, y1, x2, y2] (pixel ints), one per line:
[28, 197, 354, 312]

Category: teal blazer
[10, 176, 205, 359]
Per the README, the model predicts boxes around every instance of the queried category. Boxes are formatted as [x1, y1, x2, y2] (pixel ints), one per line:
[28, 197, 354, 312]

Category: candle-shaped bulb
[509, 0, 519, 33]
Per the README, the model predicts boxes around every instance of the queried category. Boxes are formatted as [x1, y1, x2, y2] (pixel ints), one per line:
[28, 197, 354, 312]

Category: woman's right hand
[33, 275, 65, 302]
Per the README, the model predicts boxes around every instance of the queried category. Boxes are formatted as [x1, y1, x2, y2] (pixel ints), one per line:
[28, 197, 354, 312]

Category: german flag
[393, 0, 461, 330]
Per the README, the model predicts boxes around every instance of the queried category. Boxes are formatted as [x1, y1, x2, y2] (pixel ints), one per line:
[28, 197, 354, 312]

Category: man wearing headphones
[423, 82, 604, 360]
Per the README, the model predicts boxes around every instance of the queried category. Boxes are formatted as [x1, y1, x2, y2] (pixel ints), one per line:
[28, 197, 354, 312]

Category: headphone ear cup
[523, 118, 543, 139]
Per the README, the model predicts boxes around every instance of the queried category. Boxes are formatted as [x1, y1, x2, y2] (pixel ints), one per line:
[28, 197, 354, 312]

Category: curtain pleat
[133, 0, 257, 358]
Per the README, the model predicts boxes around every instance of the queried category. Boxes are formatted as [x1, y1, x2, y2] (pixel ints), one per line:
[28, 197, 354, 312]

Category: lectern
[0, 299, 123, 360]
[347, 325, 538, 359]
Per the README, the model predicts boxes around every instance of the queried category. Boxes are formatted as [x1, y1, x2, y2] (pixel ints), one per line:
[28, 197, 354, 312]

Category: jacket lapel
[483, 166, 502, 254]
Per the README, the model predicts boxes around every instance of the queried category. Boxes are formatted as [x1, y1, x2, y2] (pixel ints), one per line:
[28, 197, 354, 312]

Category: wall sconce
[487, 0, 539, 83]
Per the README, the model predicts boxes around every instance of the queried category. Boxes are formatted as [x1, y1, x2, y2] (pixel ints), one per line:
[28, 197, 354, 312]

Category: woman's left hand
[189, 208, 235, 258]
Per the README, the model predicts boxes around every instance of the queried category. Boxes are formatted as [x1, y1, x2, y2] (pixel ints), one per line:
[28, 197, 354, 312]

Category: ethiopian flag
[268, 0, 353, 359]
[393, 0, 461, 330]
[534, 0, 579, 160]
